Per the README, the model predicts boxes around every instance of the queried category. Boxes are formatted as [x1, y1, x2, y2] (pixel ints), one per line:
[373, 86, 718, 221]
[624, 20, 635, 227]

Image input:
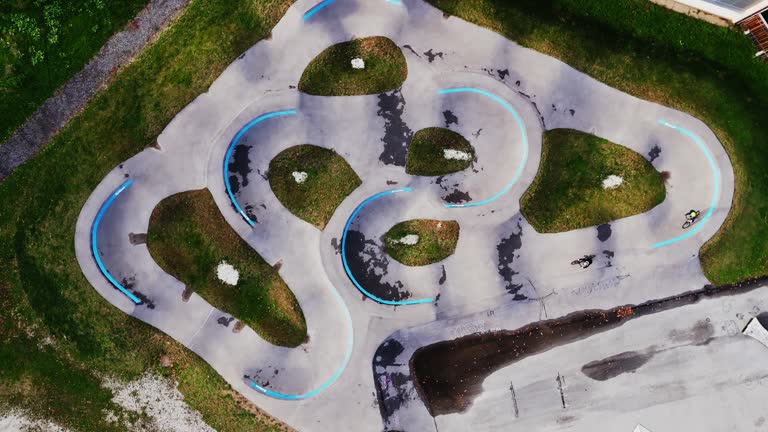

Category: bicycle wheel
[682, 220, 692, 229]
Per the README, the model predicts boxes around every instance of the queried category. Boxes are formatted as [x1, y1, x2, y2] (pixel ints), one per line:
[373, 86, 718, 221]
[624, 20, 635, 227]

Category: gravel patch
[0, 0, 193, 180]
[291, 171, 308, 184]
[0, 410, 72, 432]
[602, 174, 623, 189]
[443, 149, 472, 161]
[216, 261, 240, 286]
[392, 234, 420, 245]
[102, 372, 216, 432]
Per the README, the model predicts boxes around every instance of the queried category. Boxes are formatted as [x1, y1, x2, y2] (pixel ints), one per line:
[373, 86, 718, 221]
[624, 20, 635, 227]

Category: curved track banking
[652, 119, 721, 249]
[74, 0, 736, 430]
[91, 179, 141, 305]
[437, 87, 529, 209]
[224, 110, 297, 226]
[340, 187, 436, 305]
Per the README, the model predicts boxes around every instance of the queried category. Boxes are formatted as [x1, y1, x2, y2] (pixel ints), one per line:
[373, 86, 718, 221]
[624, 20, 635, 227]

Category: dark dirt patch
[439, 265, 447, 285]
[378, 90, 412, 167]
[217, 316, 235, 327]
[331, 237, 341, 255]
[597, 223, 611, 242]
[343, 230, 410, 302]
[409, 274, 768, 416]
[581, 350, 653, 381]
[660, 170, 671, 183]
[668, 318, 714, 345]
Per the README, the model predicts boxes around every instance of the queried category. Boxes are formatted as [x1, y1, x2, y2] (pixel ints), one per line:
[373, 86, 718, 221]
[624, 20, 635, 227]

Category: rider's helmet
[690, 211, 698, 217]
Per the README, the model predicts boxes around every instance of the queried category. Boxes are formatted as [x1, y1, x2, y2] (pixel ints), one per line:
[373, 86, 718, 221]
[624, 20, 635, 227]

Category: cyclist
[685, 209, 700, 222]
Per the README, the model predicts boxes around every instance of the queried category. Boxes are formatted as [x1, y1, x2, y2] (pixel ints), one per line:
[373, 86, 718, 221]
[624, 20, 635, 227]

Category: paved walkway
[0, 0, 192, 179]
[74, 0, 741, 431]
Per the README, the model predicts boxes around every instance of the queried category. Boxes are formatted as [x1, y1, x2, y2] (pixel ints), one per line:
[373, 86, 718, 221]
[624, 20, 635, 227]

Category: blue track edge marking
[652, 120, 721, 249]
[303, 0, 334, 20]
[91, 179, 142, 304]
[224, 110, 297, 226]
[437, 88, 529, 208]
[248, 276, 354, 401]
[341, 188, 434, 305]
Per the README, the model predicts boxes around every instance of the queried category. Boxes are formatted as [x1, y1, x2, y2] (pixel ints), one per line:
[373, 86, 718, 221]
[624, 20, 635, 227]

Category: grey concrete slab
[73, 0, 741, 430]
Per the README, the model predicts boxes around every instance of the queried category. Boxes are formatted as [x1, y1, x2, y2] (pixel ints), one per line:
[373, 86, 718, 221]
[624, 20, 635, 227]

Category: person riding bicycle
[685, 209, 700, 222]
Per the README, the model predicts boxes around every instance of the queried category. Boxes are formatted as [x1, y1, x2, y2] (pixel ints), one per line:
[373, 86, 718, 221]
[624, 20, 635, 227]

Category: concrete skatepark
[73, 0, 768, 430]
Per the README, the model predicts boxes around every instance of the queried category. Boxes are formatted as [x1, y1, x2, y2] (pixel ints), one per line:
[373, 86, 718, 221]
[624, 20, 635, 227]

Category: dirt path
[0, 0, 193, 180]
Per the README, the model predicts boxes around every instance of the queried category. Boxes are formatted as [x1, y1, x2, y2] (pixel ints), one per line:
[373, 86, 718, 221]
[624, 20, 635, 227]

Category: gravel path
[0, 0, 193, 180]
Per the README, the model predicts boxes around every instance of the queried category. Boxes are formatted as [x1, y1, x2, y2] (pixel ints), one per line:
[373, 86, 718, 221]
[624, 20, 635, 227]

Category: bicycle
[682, 209, 701, 229]
[570, 255, 594, 269]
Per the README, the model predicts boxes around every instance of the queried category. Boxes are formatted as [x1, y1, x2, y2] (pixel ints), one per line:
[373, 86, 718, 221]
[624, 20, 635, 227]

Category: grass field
[520, 129, 666, 232]
[268, 144, 361, 230]
[0, 0, 294, 429]
[428, 0, 768, 285]
[298, 36, 407, 95]
[148, 189, 307, 347]
[384, 219, 460, 266]
[406, 127, 474, 176]
[0, 0, 149, 143]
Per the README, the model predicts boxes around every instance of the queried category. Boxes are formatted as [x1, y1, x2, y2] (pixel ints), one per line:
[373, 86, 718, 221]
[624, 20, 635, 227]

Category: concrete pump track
[76, 1, 768, 431]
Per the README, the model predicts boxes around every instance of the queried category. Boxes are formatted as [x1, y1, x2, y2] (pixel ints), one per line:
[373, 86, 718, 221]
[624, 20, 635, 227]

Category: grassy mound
[406, 127, 474, 176]
[268, 144, 361, 230]
[298, 36, 407, 96]
[521, 129, 665, 232]
[384, 219, 460, 266]
[148, 189, 307, 347]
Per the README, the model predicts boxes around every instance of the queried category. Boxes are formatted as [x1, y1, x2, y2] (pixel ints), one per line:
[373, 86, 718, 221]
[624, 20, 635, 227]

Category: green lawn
[384, 219, 460, 266]
[406, 127, 474, 176]
[0, 0, 150, 143]
[148, 189, 307, 347]
[520, 129, 666, 232]
[298, 36, 407, 95]
[268, 144, 361, 229]
[428, 0, 768, 285]
[0, 0, 294, 429]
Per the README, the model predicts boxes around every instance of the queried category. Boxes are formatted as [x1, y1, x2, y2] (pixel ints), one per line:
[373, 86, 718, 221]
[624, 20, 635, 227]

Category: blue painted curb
[91, 179, 142, 304]
[303, 0, 334, 20]
[652, 120, 721, 249]
[224, 110, 297, 226]
[437, 87, 529, 208]
[341, 188, 435, 306]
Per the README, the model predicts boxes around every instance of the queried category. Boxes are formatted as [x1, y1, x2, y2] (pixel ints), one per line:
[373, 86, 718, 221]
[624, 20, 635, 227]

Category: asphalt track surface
[74, 0, 757, 431]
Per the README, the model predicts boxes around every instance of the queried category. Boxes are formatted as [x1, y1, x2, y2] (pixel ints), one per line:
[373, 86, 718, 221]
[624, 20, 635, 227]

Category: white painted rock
[393, 234, 419, 245]
[443, 149, 472, 161]
[291, 171, 308, 184]
[351, 58, 365, 69]
[602, 174, 623, 189]
[216, 261, 239, 286]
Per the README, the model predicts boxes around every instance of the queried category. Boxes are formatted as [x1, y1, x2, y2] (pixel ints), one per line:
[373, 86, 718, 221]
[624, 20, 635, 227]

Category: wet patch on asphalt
[648, 144, 661, 163]
[668, 318, 715, 345]
[228, 143, 252, 194]
[331, 237, 341, 255]
[496, 219, 527, 299]
[423, 49, 443, 63]
[401, 44, 421, 59]
[443, 189, 472, 204]
[217, 316, 235, 327]
[438, 265, 447, 285]
[581, 350, 653, 381]
[603, 250, 614, 267]
[597, 223, 612, 242]
[377, 90, 412, 167]
[344, 230, 410, 301]
[443, 110, 458, 128]
[121, 276, 155, 309]
[373, 338, 421, 428]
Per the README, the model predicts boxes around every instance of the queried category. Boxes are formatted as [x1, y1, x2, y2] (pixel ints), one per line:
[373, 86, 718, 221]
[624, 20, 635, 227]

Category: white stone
[351, 58, 365, 69]
[216, 261, 239, 286]
[443, 149, 472, 161]
[292, 171, 308, 184]
[633, 425, 652, 432]
[602, 174, 624, 189]
[393, 234, 419, 245]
